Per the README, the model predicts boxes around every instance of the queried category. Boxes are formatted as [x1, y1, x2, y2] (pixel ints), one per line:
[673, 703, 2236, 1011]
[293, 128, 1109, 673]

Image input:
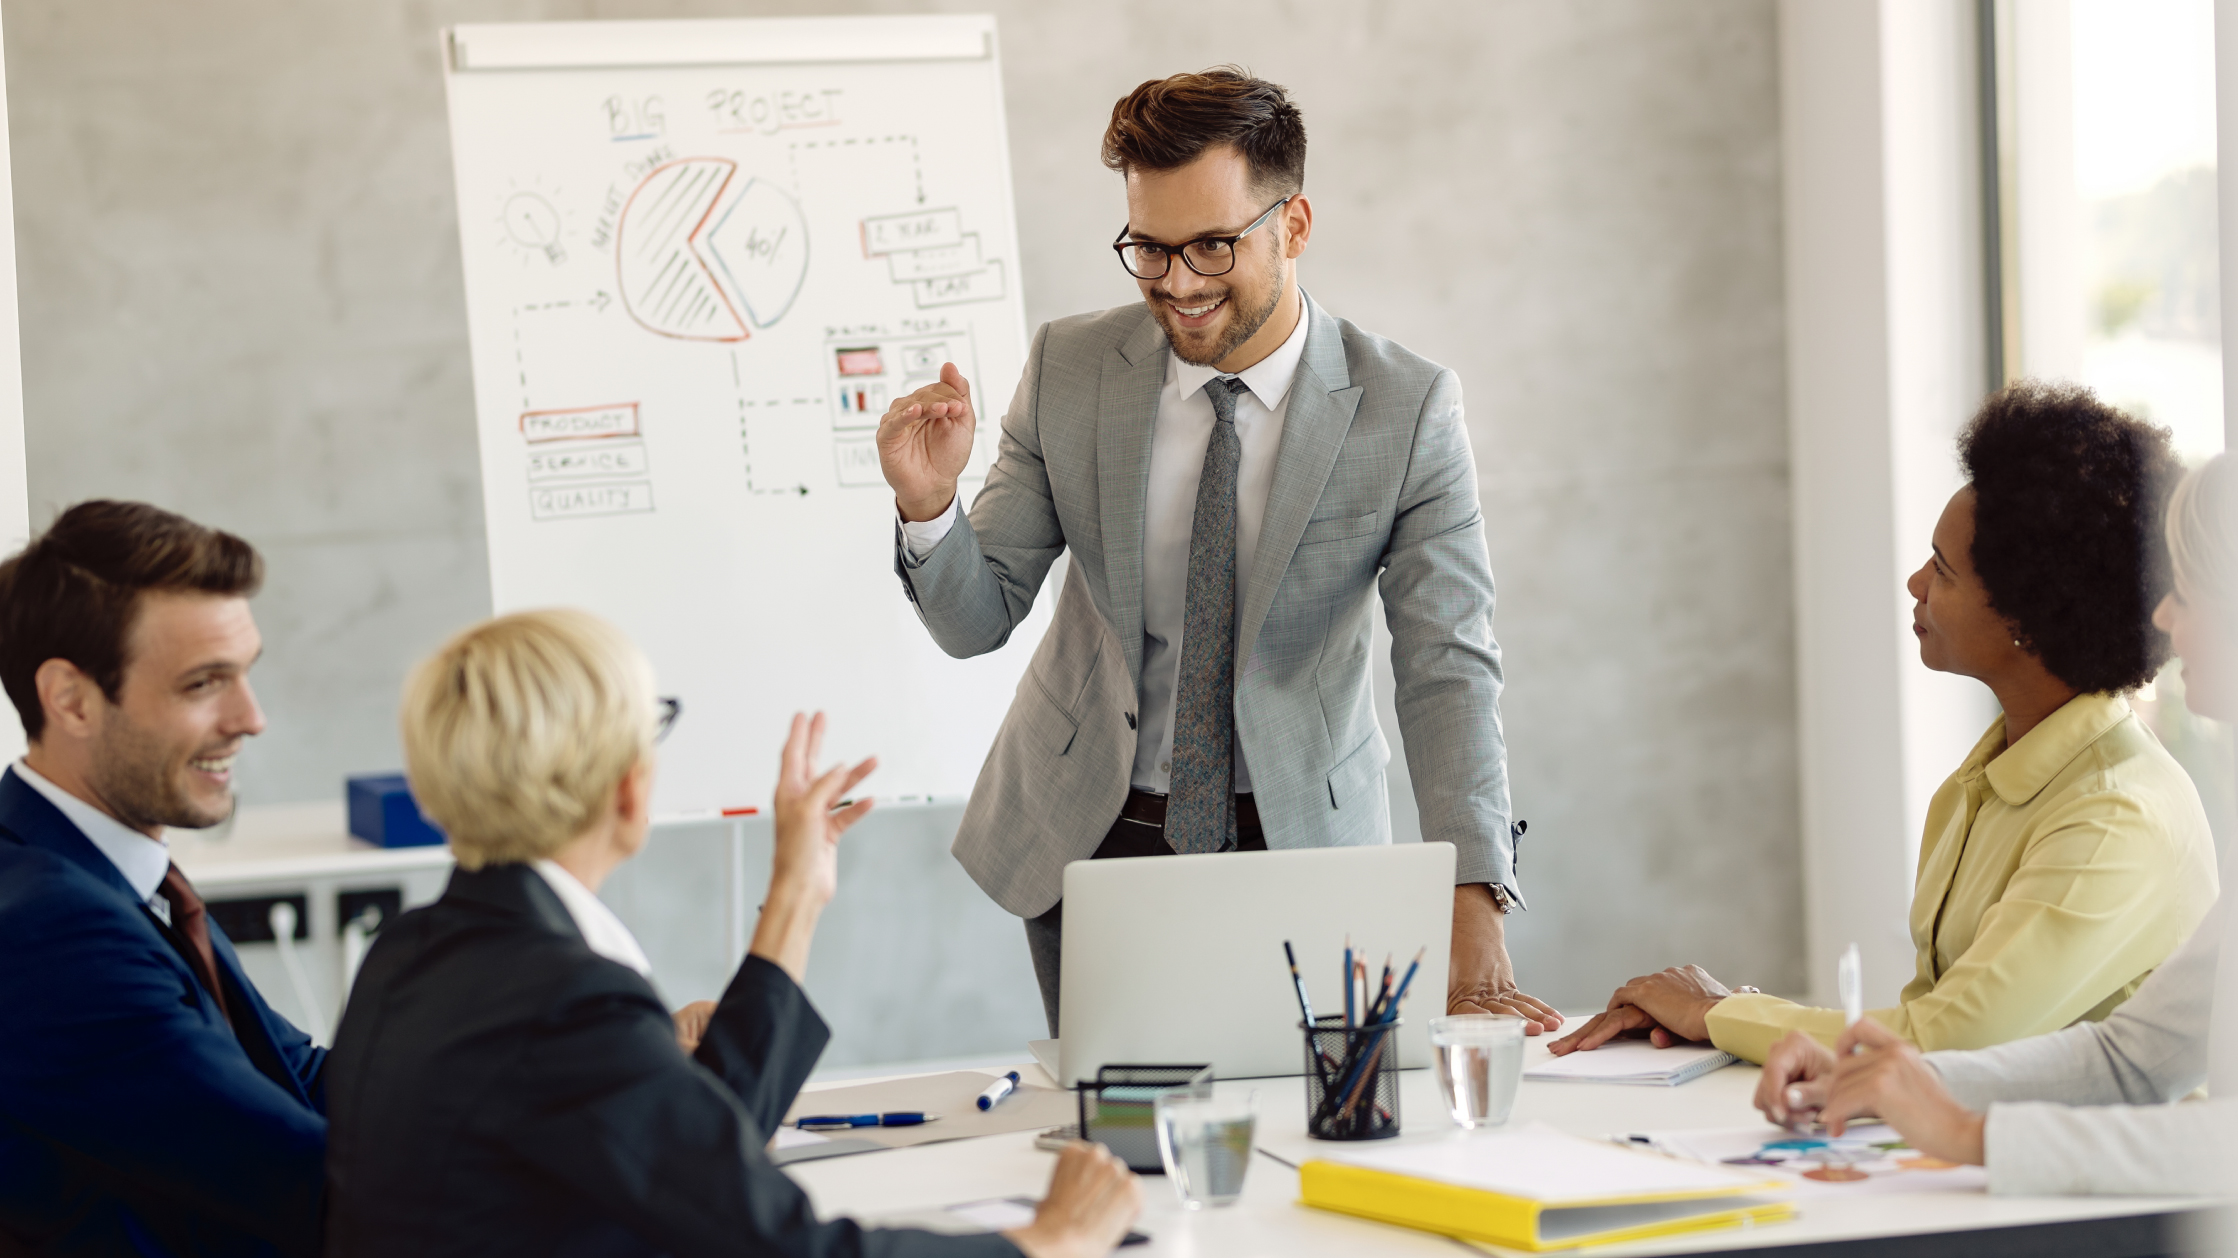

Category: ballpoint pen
[1838, 942, 1863, 1043]
[794, 1112, 939, 1129]
[1785, 942, 1864, 1133]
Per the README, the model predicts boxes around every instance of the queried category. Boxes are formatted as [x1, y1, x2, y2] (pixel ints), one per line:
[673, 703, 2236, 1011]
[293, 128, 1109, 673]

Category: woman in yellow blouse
[1550, 383, 2217, 1064]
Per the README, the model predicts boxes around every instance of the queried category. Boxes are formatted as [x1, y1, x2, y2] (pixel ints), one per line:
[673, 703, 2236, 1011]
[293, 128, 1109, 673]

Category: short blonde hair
[2167, 453, 2238, 613]
[400, 609, 655, 870]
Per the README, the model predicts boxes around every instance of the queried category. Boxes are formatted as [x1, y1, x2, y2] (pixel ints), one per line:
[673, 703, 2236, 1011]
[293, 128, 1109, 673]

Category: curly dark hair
[1959, 382, 2182, 694]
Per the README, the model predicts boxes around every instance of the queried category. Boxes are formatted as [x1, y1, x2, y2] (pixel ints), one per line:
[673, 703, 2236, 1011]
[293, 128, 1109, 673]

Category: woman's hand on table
[1005, 1141, 1142, 1258]
[1547, 965, 1731, 1055]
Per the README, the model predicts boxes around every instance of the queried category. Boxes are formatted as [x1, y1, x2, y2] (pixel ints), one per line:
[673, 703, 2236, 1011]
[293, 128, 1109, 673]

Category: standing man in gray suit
[876, 67, 1557, 1037]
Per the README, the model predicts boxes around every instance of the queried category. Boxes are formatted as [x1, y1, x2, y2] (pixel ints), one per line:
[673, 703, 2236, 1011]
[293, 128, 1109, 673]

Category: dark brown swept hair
[1959, 382, 2182, 695]
[0, 500, 263, 740]
[1101, 66, 1307, 196]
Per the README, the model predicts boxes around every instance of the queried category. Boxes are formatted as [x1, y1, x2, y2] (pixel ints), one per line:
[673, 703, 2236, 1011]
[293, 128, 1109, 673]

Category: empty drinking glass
[1153, 1089, 1257, 1208]
[1430, 1014, 1526, 1129]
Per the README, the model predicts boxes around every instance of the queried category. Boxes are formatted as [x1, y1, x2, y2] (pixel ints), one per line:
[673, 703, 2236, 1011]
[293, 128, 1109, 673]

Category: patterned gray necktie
[1167, 376, 1251, 855]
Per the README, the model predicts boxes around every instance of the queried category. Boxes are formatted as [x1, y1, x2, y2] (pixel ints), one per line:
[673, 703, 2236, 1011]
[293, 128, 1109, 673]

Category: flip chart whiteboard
[442, 16, 1049, 815]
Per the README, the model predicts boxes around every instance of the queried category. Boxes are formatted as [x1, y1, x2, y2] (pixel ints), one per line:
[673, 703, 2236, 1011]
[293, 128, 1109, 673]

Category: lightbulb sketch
[615, 158, 810, 342]
[498, 187, 568, 266]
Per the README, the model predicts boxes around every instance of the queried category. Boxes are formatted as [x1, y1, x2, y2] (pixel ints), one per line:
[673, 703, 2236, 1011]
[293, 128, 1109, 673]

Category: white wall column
[0, 5, 29, 760]
[2218, 0, 2238, 450]
[1779, 0, 1997, 1007]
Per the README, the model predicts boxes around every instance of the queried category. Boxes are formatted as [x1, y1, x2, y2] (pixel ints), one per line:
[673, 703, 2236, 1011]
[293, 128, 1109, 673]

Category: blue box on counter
[346, 774, 447, 849]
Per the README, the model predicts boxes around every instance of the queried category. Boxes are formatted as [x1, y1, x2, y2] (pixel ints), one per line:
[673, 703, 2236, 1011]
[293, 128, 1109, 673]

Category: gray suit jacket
[895, 294, 1515, 919]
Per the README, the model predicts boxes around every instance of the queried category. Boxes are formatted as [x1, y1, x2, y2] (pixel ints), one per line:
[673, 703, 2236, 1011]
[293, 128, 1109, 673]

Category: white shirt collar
[1167, 286, 1313, 412]
[13, 759, 170, 904]
[531, 859, 655, 978]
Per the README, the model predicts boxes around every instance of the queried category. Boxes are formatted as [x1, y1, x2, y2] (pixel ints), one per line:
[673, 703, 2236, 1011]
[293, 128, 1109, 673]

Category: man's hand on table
[1547, 964, 1731, 1055]
[1447, 884, 1562, 1033]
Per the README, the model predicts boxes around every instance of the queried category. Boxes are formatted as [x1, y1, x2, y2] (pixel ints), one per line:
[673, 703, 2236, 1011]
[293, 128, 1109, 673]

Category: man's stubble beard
[1153, 254, 1289, 368]
[87, 709, 228, 832]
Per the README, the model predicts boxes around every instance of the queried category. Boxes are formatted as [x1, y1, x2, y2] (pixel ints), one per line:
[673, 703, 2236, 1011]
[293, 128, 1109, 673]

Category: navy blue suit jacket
[0, 767, 329, 1256]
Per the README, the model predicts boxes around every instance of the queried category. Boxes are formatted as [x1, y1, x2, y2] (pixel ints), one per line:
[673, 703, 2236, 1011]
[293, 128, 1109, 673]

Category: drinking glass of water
[1429, 1014, 1525, 1129]
[1153, 1089, 1257, 1209]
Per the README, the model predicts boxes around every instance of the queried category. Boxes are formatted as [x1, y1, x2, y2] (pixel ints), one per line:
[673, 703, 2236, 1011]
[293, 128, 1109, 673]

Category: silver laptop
[1056, 842, 1454, 1083]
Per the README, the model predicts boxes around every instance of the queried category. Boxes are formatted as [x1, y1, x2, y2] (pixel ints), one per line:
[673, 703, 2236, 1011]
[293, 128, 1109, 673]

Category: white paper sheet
[771, 1126, 832, 1151]
[1627, 1124, 1989, 1197]
[1524, 1040, 1737, 1085]
[945, 1198, 1038, 1230]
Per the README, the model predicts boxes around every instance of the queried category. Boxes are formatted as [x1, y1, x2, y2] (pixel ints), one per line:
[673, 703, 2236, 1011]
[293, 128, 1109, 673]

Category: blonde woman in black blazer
[324, 610, 1138, 1258]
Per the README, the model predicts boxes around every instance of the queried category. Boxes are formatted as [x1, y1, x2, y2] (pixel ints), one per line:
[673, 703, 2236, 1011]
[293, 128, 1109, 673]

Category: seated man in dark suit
[324, 609, 1140, 1258]
[0, 501, 329, 1256]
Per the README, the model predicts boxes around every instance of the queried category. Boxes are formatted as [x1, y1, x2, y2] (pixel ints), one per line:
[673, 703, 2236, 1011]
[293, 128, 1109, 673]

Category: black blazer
[323, 863, 1015, 1258]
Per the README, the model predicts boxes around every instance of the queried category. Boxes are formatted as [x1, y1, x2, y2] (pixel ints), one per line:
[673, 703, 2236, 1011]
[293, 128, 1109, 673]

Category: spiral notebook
[1523, 1040, 1738, 1086]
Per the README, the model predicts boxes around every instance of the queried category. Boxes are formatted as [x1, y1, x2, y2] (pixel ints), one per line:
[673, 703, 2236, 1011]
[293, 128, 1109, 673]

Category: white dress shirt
[903, 296, 1312, 794]
[14, 759, 171, 911]
[531, 858, 655, 978]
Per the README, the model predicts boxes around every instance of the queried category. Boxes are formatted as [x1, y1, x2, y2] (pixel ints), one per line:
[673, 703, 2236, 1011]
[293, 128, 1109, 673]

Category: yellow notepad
[1299, 1123, 1795, 1251]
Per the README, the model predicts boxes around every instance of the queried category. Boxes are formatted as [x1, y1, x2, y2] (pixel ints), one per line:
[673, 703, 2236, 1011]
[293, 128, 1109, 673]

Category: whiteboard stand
[442, 16, 1055, 819]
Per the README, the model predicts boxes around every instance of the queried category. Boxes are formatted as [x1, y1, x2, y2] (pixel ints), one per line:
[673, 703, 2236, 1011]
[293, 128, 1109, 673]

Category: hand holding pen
[1754, 941, 1863, 1132]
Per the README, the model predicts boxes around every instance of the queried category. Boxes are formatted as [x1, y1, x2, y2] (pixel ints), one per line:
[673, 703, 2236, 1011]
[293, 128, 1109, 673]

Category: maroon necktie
[161, 863, 232, 1028]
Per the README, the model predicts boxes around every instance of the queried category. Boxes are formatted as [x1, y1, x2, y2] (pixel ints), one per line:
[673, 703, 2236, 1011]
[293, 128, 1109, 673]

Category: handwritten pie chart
[616, 158, 810, 342]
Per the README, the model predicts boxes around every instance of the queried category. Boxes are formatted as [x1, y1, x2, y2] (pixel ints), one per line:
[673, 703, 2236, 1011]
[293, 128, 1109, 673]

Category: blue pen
[1342, 936, 1354, 1027]
[794, 1112, 939, 1129]
[976, 1072, 1020, 1111]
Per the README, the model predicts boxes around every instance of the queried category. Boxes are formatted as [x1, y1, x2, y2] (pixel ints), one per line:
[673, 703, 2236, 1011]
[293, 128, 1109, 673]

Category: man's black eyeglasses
[655, 696, 682, 744]
[1112, 195, 1293, 280]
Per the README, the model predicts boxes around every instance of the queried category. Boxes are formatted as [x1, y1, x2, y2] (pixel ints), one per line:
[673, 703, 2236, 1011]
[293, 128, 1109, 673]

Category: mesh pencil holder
[1302, 1016, 1402, 1141]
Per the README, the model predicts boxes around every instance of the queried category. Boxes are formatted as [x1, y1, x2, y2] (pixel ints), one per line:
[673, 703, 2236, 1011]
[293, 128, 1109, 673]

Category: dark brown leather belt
[1115, 788, 1260, 833]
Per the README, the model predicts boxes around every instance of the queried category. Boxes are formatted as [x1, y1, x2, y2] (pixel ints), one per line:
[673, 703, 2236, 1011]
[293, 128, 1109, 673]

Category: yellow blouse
[1707, 692, 2217, 1064]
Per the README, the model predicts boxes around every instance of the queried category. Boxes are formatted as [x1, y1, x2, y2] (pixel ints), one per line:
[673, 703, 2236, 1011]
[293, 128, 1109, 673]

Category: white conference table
[792, 1036, 2204, 1256]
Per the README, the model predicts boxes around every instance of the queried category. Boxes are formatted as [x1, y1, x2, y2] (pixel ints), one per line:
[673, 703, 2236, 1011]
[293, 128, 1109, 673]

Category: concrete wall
[6, 0, 1799, 1060]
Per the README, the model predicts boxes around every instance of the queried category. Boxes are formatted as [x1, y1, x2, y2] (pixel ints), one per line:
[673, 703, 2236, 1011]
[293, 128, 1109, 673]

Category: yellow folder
[1299, 1124, 1795, 1252]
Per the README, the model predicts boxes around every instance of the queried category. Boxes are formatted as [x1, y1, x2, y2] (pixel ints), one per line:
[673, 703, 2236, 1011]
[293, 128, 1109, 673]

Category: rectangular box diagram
[913, 259, 1006, 309]
[527, 442, 650, 482]
[531, 481, 656, 520]
[827, 328, 977, 432]
[520, 402, 640, 443]
[886, 234, 982, 282]
[860, 208, 964, 256]
[833, 437, 884, 487]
